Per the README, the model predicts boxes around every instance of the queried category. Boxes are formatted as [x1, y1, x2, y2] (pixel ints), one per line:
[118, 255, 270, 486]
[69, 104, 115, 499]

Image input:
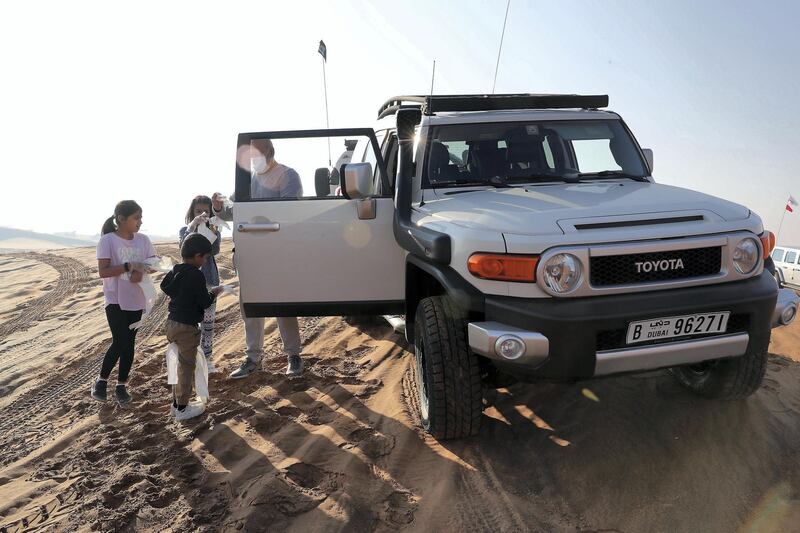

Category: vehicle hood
[422, 181, 751, 236]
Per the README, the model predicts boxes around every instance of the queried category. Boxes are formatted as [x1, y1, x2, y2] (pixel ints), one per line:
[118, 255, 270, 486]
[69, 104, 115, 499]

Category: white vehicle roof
[373, 109, 619, 130]
[422, 108, 618, 126]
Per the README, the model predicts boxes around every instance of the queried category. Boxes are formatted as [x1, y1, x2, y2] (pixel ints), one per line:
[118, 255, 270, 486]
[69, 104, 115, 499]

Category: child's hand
[129, 262, 147, 273]
[188, 213, 209, 231]
[130, 270, 144, 283]
[210, 285, 224, 296]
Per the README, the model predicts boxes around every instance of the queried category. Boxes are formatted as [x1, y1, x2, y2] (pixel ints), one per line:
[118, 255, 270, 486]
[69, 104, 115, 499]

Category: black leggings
[100, 304, 143, 382]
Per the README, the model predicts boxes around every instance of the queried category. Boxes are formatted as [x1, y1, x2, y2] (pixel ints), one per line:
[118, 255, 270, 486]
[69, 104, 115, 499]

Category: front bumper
[468, 271, 779, 380]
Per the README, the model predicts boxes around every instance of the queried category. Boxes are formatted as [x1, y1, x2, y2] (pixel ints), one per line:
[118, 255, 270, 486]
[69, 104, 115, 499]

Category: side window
[377, 132, 399, 195]
[772, 249, 785, 262]
[445, 140, 469, 168]
[364, 130, 387, 173]
[236, 133, 388, 201]
[785, 251, 798, 264]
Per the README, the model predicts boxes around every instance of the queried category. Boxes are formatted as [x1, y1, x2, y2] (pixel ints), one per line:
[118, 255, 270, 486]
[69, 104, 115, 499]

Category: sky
[1, 0, 799, 245]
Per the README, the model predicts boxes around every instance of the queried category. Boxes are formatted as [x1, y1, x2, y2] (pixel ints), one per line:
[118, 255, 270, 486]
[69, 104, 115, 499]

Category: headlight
[542, 253, 583, 294]
[733, 238, 759, 274]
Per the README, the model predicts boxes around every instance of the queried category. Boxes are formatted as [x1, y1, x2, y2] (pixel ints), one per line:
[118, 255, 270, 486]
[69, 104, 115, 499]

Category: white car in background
[772, 246, 800, 289]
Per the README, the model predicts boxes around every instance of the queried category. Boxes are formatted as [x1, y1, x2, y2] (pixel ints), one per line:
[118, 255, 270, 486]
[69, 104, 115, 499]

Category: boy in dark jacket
[161, 233, 223, 420]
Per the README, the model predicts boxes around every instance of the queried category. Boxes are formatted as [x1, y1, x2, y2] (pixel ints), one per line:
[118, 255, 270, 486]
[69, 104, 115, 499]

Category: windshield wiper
[433, 178, 513, 188]
[509, 173, 581, 184]
[577, 170, 649, 182]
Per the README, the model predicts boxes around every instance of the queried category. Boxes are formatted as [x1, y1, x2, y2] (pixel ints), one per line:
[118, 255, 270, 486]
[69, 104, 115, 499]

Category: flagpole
[318, 41, 331, 166]
[777, 207, 787, 244]
[321, 56, 331, 166]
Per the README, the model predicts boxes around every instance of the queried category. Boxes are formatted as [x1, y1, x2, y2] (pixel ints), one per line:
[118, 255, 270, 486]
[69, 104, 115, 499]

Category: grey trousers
[244, 315, 301, 364]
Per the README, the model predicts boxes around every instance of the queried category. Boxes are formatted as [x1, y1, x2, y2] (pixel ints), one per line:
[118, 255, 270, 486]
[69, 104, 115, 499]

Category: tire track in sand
[0, 293, 248, 466]
[0, 294, 169, 466]
[0, 253, 91, 342]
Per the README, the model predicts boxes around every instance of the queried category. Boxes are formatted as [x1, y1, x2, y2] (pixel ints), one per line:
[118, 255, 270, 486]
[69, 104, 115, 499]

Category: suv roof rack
[377, 93, 609, 119]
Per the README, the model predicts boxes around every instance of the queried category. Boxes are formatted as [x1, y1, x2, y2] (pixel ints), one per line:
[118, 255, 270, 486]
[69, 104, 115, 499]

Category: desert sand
[0, 242, 799, 532]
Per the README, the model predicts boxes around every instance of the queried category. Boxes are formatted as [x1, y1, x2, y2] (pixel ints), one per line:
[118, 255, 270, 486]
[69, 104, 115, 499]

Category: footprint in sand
[374, 490, 418, 528]
[344, 427, 395, 459]
[242, 464, 341, 520]
[276, 405, 303, 419]
[283, 462, 342, 495]
[247, 410, 287, 434]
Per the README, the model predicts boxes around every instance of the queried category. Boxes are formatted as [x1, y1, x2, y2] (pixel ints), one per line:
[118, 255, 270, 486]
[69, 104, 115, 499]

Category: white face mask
[251, 155, 268, 174]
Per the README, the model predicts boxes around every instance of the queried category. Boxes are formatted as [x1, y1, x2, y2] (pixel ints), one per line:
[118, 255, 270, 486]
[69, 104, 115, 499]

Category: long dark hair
[102, 200, 142, 235]
[185, 195, 213, 224]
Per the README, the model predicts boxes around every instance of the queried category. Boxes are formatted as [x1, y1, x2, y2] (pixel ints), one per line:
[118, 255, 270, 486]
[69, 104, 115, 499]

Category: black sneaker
[115, 384, 133, 406]
[286, 355, 303, 377]
[91, 379, 107, 402]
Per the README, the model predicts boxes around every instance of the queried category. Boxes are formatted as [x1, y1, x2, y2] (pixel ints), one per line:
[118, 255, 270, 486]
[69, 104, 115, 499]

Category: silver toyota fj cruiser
[232, 94, 799, 439]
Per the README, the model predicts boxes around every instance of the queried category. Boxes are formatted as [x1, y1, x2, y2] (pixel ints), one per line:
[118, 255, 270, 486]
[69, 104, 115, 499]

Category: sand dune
[0, 243, 799, 532]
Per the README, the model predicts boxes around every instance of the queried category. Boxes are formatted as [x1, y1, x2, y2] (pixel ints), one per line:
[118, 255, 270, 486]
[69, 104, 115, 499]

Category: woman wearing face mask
[93, 200, 157, 406]
[179, 195, 221, 372]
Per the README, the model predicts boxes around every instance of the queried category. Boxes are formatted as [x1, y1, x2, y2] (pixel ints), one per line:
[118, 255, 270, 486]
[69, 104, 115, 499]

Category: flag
[787, 194, 798, 213]
[318, 40, 327, 62]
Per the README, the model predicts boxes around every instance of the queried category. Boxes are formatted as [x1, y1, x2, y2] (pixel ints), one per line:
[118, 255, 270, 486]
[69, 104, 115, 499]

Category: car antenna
[429, 59, 436, 96]
[419, 59, 436, 208]
[491, 0, 511, 93]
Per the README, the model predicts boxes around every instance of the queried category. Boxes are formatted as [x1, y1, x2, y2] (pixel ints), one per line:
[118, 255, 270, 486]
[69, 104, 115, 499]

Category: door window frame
[235, 128, 390, 202]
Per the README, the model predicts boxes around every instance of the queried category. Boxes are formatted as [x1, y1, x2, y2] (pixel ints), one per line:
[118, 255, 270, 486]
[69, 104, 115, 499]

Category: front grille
[595, 313, 749, 351]
[590, 246, 722, 287]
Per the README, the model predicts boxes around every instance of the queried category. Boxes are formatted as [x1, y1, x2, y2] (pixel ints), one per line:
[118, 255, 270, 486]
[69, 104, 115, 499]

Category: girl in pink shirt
[92, 200, 156, 406]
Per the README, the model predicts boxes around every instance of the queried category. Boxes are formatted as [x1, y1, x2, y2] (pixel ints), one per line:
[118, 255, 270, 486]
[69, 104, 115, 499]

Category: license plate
[626, 312, 730, 344]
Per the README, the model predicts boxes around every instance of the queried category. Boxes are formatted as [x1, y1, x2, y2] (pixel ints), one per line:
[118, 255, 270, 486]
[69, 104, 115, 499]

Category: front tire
[413, 296, 482, 439]
[670, 344, 768, 399]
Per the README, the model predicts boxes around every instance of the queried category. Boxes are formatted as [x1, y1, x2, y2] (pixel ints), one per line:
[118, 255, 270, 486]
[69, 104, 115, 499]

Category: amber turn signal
[760, 231, 776, 259]
[468, 253, 540, 282]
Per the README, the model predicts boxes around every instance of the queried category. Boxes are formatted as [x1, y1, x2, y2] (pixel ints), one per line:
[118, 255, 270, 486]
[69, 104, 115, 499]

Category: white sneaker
[173, 401, 206, 421]
[206, 358, 219, 374]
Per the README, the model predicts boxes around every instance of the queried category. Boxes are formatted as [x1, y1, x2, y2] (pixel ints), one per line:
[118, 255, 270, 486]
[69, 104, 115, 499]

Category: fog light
[781, 304, 797, 325]
[495, 335, 526, 360]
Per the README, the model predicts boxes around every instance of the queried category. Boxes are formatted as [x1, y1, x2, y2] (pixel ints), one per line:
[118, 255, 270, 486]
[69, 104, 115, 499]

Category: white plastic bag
[165, 343, 209, 403]
[195, 348, 209, 402]
[197, 223, 218, 244]
[209, 215, 231, 230]
[129, 273, 157, 330]
[141, 274, 157, 314]
[166, 342, 179, 384]
[146, 255, 174, 273]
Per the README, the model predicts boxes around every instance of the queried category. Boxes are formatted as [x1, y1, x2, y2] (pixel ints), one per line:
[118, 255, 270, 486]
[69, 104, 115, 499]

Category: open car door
[233, 129, 406, 317]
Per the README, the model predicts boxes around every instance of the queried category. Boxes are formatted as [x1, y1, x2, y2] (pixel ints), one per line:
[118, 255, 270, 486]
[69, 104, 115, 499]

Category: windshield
[423, 119, 648, 188]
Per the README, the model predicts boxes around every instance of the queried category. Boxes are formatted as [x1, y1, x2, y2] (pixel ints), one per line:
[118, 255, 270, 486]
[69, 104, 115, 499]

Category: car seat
[428, 142, 460, 182]
[468, 141, 507, 180]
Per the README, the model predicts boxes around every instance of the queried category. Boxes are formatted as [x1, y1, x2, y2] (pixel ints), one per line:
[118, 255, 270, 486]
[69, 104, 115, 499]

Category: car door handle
[237, 222, 280, 232]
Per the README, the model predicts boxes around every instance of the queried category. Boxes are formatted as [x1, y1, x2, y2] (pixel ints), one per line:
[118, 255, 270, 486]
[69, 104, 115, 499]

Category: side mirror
[343, 162, 374, 199]
[642, 148, 654, 173]
[314, 167, 331, 197]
